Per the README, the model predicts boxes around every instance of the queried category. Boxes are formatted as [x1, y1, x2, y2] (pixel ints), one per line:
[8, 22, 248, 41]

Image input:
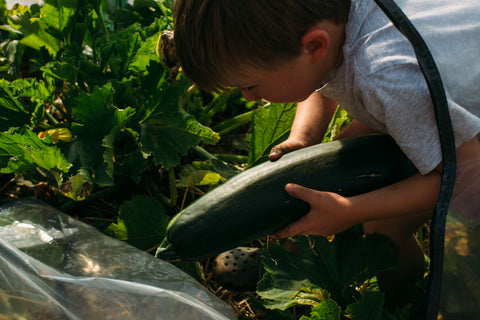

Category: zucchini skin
[166, 135, 418, 261]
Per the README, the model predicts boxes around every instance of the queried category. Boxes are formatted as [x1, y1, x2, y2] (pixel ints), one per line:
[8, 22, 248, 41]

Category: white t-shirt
[318, 0, 480, 174]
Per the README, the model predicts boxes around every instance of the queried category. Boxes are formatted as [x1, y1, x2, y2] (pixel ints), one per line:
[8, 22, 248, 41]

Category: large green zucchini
[162, 134, 418, 261]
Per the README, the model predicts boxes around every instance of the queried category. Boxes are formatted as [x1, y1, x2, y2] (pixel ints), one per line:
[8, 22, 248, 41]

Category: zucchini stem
[213, 110, 254, 136]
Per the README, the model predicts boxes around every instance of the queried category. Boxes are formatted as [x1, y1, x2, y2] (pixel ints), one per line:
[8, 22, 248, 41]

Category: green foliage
[0, 0, 222, 200]
[323, 107, 352, 143]
[176, 158, 241, 188]
[247, 102, 297, 167]
[300, 300, 342, 320]
[0, 129, 71, 175]
[255, 226, 424, 319]
[105, 194, 169, 250]
[258, 227, 398, 310]
[0, 2, 422, 319]
[0, 79, 31, 130]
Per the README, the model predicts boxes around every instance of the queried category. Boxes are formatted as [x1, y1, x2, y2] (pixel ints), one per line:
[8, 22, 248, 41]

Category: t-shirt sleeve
[357, 63, 442, 174]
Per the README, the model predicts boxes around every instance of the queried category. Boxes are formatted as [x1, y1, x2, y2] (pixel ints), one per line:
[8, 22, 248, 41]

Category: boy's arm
[271, 171, 441, 239]
[271, 135, 480, 239]
[269, 91, 338, 160]
[333, 119, 380, 140]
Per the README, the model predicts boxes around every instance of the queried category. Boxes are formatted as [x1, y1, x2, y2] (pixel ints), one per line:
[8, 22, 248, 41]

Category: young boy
[173, 0, 480, 297]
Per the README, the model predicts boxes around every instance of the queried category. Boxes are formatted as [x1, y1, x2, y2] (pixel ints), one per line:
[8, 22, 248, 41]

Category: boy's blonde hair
[174, 0, 351, 92]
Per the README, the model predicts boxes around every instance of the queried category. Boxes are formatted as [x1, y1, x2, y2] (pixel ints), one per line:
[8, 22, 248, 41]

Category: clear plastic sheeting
[0, 199, 237, 320]
[439, 150, 480, 320]
[439, 212, 480, 319]
[395, 0, 480, 119]
[387, 1, 480, 318]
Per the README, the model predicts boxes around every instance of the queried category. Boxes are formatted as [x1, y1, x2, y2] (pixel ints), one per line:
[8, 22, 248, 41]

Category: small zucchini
[162, 135, 418, 261]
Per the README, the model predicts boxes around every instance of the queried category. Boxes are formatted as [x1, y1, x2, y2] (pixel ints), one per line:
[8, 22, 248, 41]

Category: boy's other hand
[271, 183, 355, 239]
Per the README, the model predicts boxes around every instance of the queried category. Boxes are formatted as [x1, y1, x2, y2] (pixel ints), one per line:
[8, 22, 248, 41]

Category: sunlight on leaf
[248, 103, 296, 167]
[0, 129, 71, 174]
[60, 172, 92, 201]
[292, 286, 331, 307]
[177, 159, 241, 188]
[300, 300, 341, 320]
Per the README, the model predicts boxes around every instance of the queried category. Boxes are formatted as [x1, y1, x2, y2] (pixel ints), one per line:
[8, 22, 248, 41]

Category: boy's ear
[301, 29, 330, 63]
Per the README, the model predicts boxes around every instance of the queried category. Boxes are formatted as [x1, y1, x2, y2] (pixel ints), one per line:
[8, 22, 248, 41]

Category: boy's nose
[240, 89, 260, 101]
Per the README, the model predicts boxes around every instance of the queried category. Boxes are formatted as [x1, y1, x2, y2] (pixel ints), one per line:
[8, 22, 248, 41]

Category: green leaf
[41, 60, 79, 83]
[64, 85, 117, 186]
[0, 0, 7, 25]
[258, 269, 314, 311]
[345, 292, 384, 320]
[248, 103, 296, 167]
[97, 23, 142, 77]
[101, 106, 136, 185]
[129, 32, 160, 73]
[0, 129, 71, 174]
[257, 226, 398, 310]
[39, 0, 76, 38]
[0, 132, 23, 169]
[139, 122, 199, 169]
[59, 170, 93, 201]
[65, 133, 102, 174]
[16, 15, 61, 56]
[322, 107, 352, 143]
[104, 195, 170, 250]
[0, 79, 30, 131]
[136, 64, 220, 168]
[71, 83, 112, 135]
[300, 300, 342, 320]
[178, 107, 220, 145]
[9, 78, 54, 101]
[177, 168, 225, 188]
[246, 295, 296, 320]
[292, 286, 331, 307]
[0, 38, 23, 78]
[139, 61, 185, 121]
[66, 104, 137, 187]
[177, 158, 241, 188]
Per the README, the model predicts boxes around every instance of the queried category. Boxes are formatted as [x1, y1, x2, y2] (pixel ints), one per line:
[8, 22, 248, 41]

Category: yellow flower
[38, 128, 73, 143]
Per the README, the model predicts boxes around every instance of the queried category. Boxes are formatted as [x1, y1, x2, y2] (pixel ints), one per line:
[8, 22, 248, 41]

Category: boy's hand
[269, 139, 310, 161]
[271, 183, 355, 239]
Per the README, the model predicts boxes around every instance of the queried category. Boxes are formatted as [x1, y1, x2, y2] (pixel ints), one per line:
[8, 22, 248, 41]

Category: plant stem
[192, 146, 217, 160]
[166, 166, 178, 207]
[147, 167, 178, 208]
[44, 110, 59, 126]
[94, 7, 109, 39]
[213, 110, 254, 136]
[202, 93, 230, 122]
[214, 154, 248, 164]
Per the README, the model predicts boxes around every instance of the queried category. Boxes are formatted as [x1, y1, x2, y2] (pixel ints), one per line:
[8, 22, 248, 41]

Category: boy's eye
[240, 86, 255, 91]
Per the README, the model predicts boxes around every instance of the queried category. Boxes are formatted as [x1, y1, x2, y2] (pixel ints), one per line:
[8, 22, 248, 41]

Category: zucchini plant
[0, 1, 428, 319]
[0, 0, 222, 204]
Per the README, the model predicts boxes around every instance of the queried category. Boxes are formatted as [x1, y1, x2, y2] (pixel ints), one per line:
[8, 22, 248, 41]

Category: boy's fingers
[271, 220, 306, 239]
[269, 144, 288, 161]
[284, 183, 317, 203]
[269, 141, 307, 161]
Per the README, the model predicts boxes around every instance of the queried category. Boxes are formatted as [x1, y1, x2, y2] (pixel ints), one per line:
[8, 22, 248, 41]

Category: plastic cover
[0, 199, 237, 320]
[394, 0, 480, 119]
[391, 1, 480, 318]
[439, 154, 480, 319]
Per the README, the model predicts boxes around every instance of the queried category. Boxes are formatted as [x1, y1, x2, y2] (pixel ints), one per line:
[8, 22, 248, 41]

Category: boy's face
[232, 54, 327, 103]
